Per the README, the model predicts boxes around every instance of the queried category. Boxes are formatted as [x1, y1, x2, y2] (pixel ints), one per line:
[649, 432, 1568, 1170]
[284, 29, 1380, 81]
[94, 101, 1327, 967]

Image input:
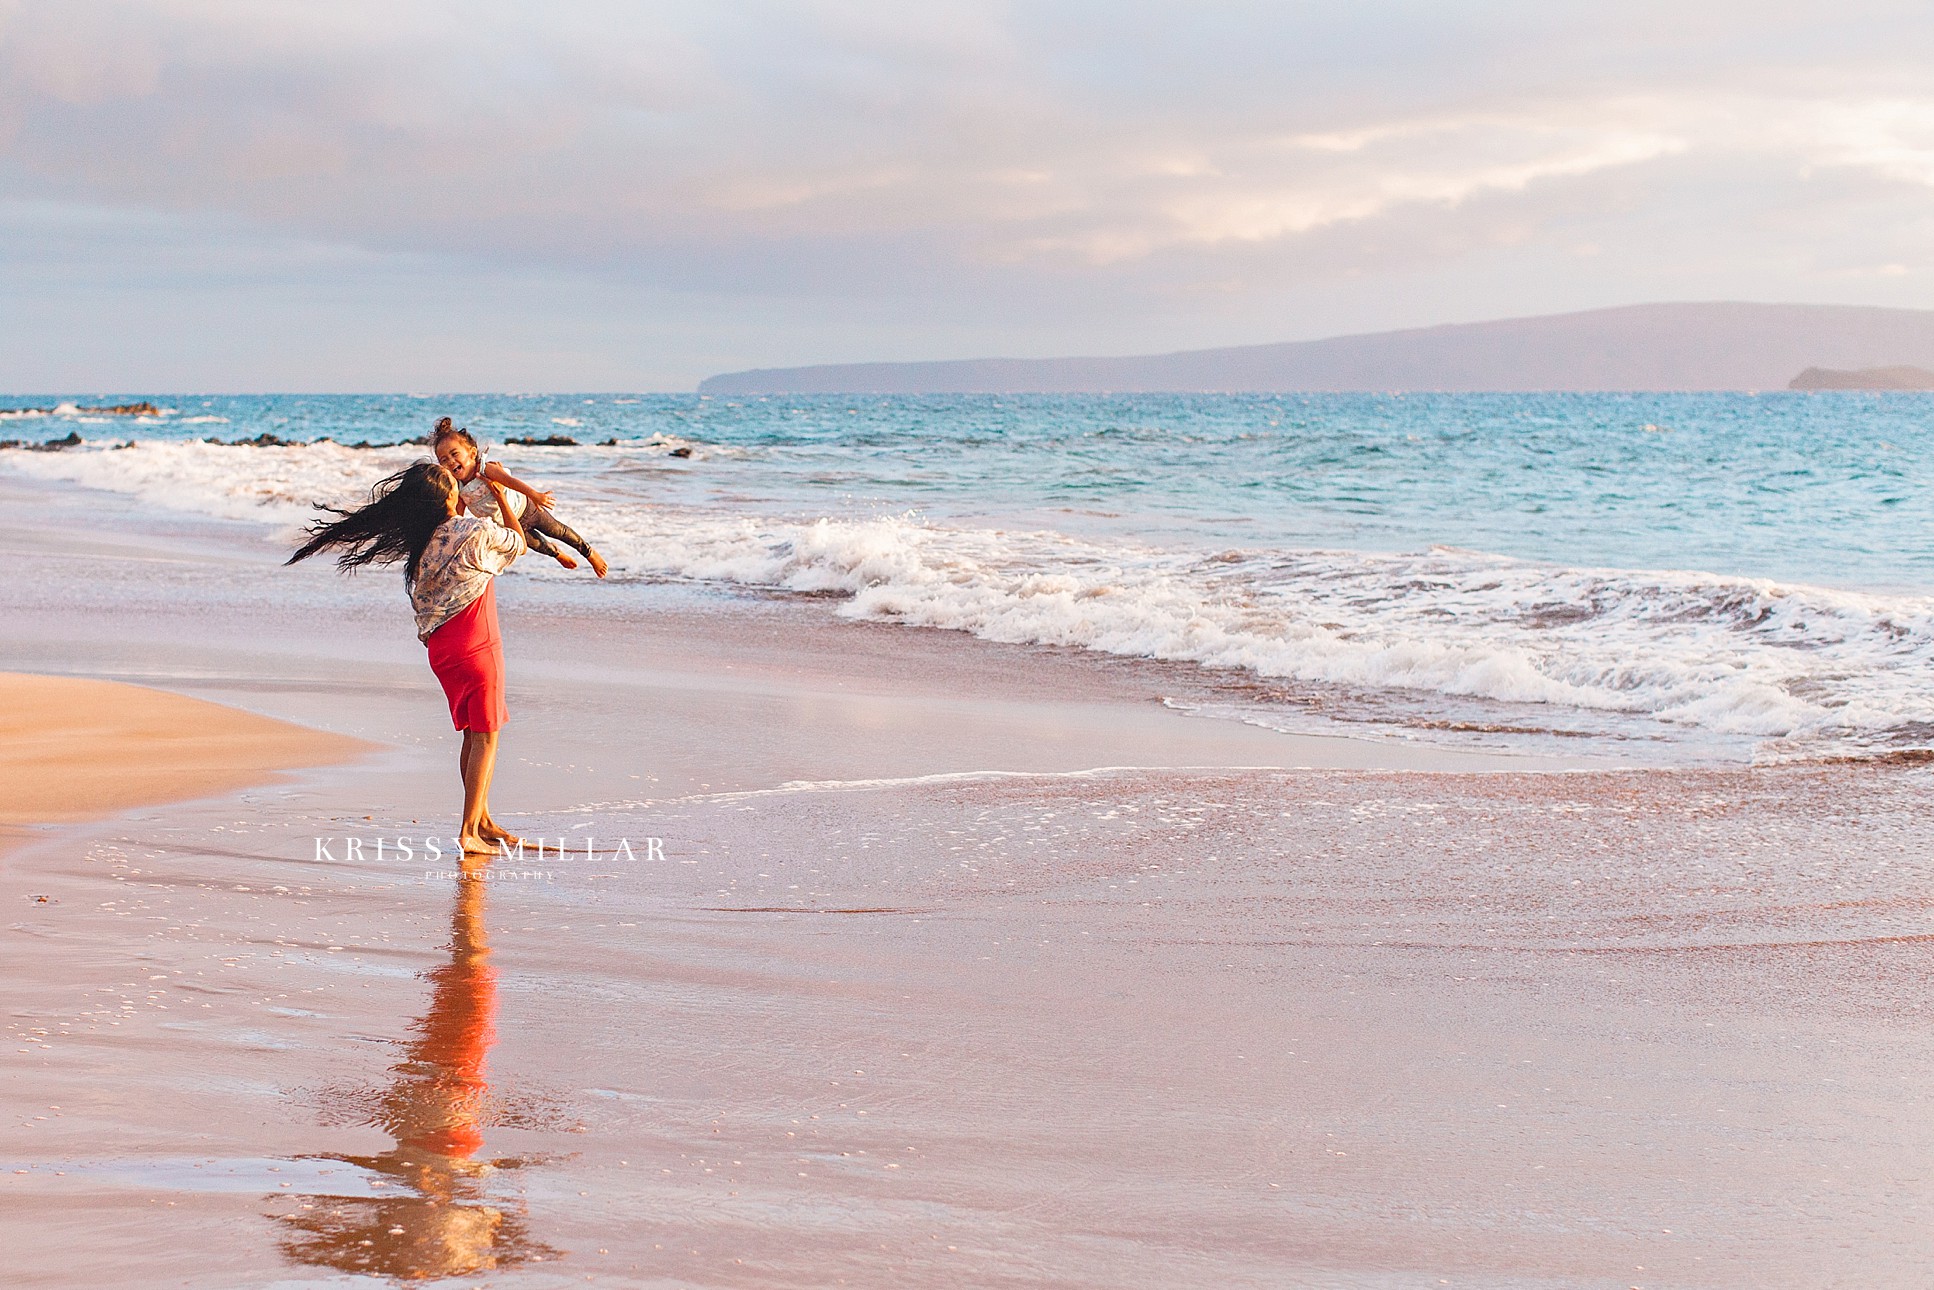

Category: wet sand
[2, 477, 1931, 1287]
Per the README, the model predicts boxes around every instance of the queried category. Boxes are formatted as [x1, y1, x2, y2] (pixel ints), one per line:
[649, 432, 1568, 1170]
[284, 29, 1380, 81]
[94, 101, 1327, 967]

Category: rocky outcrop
[0, 430, 84, 451]
[1788, 365, 1934, 390]
[0, 400, 161, 416]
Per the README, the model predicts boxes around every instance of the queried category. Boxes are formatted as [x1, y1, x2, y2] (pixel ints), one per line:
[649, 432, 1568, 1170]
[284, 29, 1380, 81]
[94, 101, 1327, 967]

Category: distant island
[700, 302, 1934, 394]
[1788, 365, 1934, 391]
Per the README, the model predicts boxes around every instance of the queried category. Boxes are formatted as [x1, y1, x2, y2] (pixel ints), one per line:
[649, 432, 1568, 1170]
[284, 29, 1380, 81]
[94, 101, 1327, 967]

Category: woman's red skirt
[425, 582, 507, 732]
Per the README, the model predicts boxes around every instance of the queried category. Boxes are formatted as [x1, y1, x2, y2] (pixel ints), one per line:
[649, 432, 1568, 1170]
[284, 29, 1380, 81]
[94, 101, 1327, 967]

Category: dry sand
[0, 671, 369, 828]
[2, 477, 1931, 1288]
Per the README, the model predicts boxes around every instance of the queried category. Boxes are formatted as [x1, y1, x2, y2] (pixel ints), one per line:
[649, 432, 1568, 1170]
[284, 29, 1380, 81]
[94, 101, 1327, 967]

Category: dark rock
[0, 401, 156, 416]
[505, 434, 579, 447]
[29, 431, 83, 451]
[78, 401, 161, 415]
[668, 445, 694, 458]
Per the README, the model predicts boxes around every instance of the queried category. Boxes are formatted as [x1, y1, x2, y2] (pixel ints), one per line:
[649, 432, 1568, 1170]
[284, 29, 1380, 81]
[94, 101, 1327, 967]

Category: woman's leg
[458, 729, 499, 853]
[526, 508, 606, 577]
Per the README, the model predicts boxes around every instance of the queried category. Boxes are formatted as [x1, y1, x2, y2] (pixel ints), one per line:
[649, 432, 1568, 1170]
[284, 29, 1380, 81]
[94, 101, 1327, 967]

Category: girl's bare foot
[458, 832, 495, 855]
[587, 548, 608, 578]
[553, 551, 579, 570]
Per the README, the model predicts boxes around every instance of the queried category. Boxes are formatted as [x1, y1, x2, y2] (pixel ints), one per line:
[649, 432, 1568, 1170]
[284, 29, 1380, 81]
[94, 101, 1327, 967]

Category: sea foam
[8, 438, 1932, 757]
[0, 439, 422, 524]
[579, 504, 1934, 749]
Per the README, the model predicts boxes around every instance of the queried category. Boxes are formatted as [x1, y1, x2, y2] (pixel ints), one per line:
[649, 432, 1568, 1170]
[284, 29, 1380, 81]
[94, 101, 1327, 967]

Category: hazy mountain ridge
[699, 302, 1934, 394]
[1789, 364, 1934, 391]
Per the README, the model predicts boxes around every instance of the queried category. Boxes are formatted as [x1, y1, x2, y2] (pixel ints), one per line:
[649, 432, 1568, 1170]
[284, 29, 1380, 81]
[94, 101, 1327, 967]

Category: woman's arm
[481, 461, 556, 511]
[487, 480, 525, 542]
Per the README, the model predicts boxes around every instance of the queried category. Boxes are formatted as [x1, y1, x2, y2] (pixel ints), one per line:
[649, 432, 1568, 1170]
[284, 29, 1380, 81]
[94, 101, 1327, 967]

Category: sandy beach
[0, 671, 369, 830]
[3, 473, 1932, 1288]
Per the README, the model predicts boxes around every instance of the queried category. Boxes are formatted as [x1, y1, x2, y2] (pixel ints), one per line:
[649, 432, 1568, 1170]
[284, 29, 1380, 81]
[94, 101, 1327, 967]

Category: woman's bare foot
[479, 817, 521, 847]
[458, 832, 495, 855]
[587, 548, 608, 578]
[553, 550, 579, 570]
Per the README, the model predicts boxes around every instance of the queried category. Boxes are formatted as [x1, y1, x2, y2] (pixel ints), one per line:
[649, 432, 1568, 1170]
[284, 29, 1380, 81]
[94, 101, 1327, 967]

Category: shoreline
[7, 442, 1899, 771]
[0, 469, 1642, 784]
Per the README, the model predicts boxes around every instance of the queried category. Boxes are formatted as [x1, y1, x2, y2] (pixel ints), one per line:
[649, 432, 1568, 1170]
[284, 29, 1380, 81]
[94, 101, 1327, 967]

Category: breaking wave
[6, 437, 1932, 758]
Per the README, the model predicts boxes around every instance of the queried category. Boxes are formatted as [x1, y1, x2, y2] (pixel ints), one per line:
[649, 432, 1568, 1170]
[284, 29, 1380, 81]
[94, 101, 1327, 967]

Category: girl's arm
[481, 460, 556, 510]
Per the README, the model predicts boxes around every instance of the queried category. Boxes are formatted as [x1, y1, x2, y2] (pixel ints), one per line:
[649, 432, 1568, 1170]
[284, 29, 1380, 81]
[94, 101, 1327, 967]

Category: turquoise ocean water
[5, 391, 1931, 761]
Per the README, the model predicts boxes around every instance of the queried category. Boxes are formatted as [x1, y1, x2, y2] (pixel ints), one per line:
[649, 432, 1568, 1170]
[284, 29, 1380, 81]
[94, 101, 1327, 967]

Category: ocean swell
[7, 437, 1931, 756]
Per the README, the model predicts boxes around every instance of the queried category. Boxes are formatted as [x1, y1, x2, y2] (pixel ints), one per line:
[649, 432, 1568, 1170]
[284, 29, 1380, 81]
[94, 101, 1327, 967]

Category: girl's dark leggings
[522, 506, 594, 561]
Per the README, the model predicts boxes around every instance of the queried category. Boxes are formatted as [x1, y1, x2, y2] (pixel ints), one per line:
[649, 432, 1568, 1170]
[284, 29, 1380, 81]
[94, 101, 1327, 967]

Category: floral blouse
[410, 515, 526, 641]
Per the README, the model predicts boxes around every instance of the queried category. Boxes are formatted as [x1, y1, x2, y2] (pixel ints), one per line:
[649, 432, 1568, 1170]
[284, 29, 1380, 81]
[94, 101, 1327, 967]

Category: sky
[4, 0, 1934, 391]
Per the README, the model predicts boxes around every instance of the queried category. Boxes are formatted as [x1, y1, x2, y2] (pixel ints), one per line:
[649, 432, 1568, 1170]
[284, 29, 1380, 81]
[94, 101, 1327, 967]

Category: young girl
[288, 462, 527, 855]
[431, 418, 608, 578]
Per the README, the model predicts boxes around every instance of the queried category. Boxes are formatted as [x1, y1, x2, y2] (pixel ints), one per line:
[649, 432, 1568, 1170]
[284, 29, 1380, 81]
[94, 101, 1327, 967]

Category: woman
[289, 462, 526, 855]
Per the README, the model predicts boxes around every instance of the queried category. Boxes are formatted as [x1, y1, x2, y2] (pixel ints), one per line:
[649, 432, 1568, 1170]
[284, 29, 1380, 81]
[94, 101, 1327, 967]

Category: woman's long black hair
[286, 462, 459, 587]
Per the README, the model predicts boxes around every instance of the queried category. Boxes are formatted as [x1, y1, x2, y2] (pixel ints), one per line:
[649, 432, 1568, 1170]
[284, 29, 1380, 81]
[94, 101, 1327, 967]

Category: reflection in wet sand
[272, 861, 560, 1279]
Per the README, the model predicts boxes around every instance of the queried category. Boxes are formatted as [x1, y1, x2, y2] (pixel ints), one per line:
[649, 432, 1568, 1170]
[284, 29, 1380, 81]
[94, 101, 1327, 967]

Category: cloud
[1012, 111, 1693, 263]
[5, 1, 1934, 385]
[1799, 97, 1934, 186]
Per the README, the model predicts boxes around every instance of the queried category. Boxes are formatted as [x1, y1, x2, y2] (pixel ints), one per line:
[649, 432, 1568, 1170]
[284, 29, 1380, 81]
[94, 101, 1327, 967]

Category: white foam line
[532, 758, 1646, 819]
[548, 765, 1280, 814]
